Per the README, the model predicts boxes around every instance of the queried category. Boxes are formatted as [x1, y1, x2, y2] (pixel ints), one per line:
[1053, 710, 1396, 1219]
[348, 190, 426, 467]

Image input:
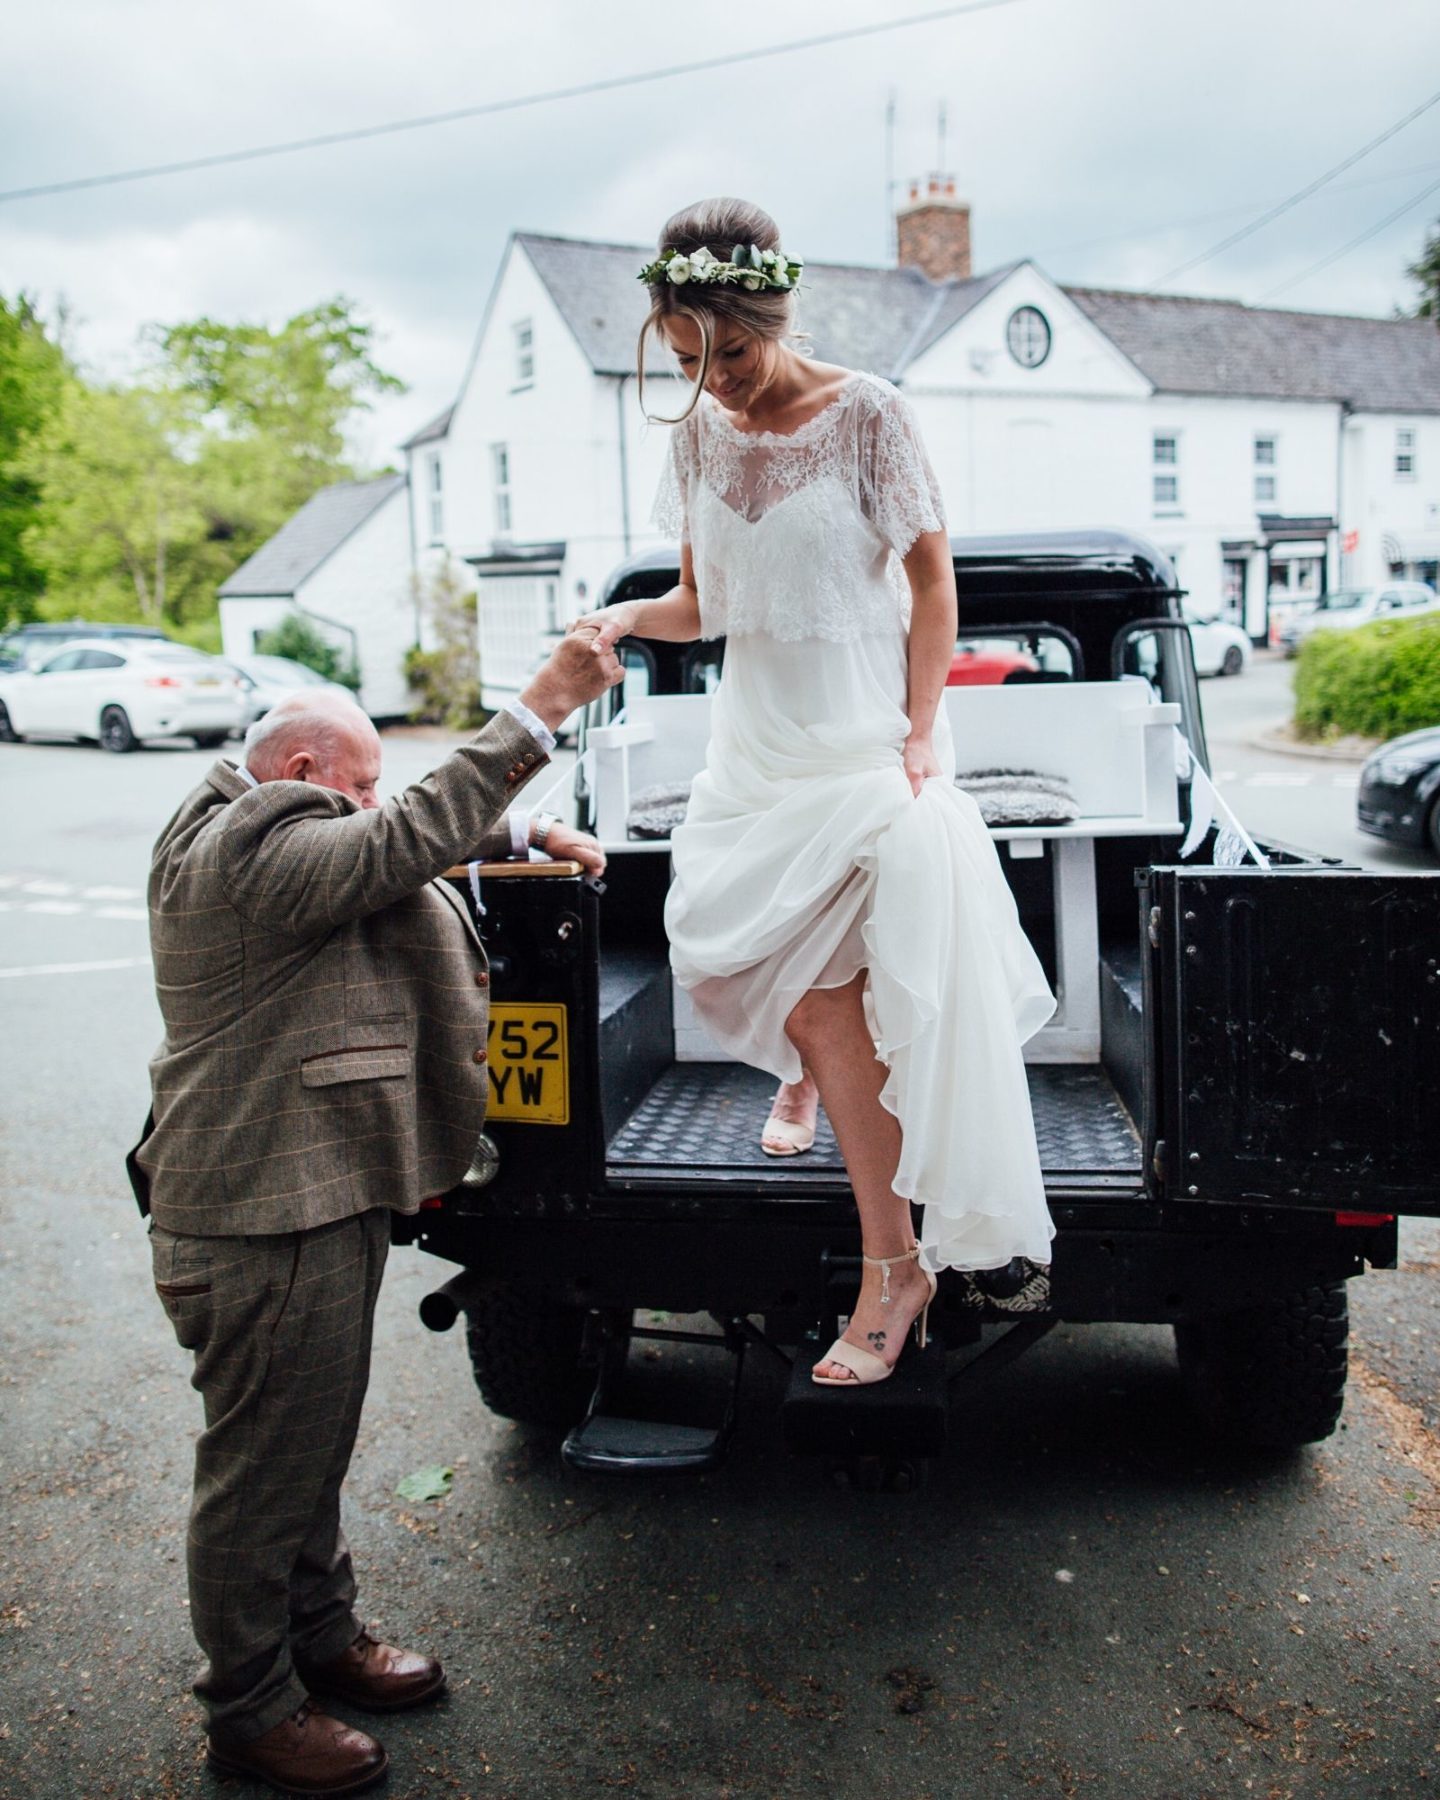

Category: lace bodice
[652, 372, 946, 643]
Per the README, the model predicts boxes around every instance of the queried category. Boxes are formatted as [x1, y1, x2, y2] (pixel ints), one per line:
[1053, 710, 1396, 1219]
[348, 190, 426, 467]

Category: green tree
[157, 297, 405, 515]
[254, 613, 359, 690]
[0, 294, 67, 627]
[22, 378, 207, 625]
[405, 560, 484, 729]
[1407, 218, 1440, 320]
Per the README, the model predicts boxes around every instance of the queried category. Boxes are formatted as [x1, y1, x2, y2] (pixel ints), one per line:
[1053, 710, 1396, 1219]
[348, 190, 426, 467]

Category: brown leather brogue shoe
[297, 1630, 446, 1714]
[207, 1700, 388, 1796]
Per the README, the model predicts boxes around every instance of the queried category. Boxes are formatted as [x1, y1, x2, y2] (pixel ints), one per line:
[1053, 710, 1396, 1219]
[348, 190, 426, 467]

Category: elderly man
[135, 636, 618, 1795]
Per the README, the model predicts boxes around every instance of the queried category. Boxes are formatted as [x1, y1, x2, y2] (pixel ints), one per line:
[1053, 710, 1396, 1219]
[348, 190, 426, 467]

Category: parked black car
[0, 620, 170, 672]
[398, 530, 1439, 1484]
[1356, 727, 1440, 858]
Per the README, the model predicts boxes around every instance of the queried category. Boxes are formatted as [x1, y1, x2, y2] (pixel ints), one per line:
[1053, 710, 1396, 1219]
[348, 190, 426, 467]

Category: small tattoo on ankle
[866, 1330, 887, 1351]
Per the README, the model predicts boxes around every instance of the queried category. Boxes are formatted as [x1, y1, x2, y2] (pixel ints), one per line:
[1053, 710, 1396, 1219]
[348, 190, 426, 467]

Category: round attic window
[1006, 305, 1052, 370]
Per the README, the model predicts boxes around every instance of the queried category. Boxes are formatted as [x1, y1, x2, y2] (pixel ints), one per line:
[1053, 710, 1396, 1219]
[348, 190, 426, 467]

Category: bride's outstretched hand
[902, 731, 942, 797]
[571, 602, 639, 658]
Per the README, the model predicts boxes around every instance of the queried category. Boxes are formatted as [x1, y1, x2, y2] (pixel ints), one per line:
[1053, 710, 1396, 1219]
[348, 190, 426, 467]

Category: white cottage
[233, 181, 1440, 711]
[408, 181, 1440, 699]
[217, 473, 416, 719]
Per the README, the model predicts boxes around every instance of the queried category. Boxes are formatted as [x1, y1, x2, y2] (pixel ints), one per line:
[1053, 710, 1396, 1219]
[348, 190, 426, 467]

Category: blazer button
[473, 1048, 488, 1064]
[474, 971, 489, 988]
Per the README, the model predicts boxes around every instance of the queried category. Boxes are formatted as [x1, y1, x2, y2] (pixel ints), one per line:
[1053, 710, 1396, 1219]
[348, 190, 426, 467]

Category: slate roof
[516, 230, 1440, 413]
[218, 474, 406, 598]
[517, 232, 1003, 381]
[1064, 288, 1440, 413]
[400, 405, 454, 450]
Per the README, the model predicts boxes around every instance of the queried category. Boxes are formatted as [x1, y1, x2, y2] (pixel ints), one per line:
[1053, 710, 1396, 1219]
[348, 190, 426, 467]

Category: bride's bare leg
[785, 973, 931, 1381]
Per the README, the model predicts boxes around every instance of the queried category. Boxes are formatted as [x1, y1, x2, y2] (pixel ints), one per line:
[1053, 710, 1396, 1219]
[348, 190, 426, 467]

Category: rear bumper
[399, 1204, 1395, 1329]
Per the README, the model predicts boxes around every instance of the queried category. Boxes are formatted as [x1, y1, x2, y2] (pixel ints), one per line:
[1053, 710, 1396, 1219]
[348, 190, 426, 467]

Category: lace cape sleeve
[856, 381, 947, 559]
[651, 411, 700, 542]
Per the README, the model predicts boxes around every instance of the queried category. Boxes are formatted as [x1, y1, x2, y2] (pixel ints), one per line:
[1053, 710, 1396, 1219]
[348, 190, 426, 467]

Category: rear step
[562, 1315, 762, 1475]
[782, 1338, 949, 1459]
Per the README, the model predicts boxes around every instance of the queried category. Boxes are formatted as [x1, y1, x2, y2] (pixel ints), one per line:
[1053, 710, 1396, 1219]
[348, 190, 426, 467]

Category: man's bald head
[243, 692, 383, 810]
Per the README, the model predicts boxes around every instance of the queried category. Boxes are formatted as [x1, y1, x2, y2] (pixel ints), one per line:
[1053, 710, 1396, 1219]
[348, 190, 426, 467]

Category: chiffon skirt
[664, 629, 1057, 1272]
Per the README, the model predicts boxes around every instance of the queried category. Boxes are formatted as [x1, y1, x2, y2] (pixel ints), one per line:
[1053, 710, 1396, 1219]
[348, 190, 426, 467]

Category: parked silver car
[1279, 581, 1438, 655]
[220, 654, 361, 728]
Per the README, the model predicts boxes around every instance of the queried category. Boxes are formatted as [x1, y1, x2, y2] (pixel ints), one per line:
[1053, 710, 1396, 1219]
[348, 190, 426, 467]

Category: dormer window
[513, 320, 534, 389]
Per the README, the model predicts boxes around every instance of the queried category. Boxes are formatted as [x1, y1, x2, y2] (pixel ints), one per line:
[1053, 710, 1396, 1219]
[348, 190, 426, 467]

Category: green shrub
[255, 612, 359, 690]
[1293, 613, 1440, 741]
[404, 644, 486, 730]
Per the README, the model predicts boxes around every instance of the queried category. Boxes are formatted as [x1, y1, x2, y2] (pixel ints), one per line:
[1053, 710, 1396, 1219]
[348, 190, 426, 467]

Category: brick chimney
[896, 173, 971, 282]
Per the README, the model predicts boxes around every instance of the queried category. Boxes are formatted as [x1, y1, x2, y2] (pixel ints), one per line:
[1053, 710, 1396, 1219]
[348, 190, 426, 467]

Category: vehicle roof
[2, 620, 170, 638]
[603, 528, 1180, 602]
[27, 637, 211, 659]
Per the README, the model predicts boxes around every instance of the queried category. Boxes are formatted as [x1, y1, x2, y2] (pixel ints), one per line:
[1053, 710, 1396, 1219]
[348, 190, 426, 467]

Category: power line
[1144, 83, 1440, 291]
[0, 0, 1027, 207]
[1252, 172, 1440, 304]
[1035, 157, 1440, 262]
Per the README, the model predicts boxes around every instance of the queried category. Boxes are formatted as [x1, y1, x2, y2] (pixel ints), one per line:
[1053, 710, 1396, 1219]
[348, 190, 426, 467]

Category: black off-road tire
[1174, 1282, 1348, 1449]
[100, 705, 137, 753]
[0, 700, 21, 742]
[1221, 644, 1245, 676]
[463, 1281, 598, 1428]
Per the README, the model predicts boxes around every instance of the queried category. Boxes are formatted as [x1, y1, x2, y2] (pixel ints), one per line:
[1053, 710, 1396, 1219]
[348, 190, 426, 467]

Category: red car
[946, 644, 1038, 686]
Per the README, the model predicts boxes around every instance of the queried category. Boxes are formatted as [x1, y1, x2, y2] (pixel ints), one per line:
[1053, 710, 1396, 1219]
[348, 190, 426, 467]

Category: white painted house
[229, 180, 1440, 711]
[217, 473, 416, 719]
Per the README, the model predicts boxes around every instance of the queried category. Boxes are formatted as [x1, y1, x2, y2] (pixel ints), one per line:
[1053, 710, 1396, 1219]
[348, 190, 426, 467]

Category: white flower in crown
[666, 256, 694, 284]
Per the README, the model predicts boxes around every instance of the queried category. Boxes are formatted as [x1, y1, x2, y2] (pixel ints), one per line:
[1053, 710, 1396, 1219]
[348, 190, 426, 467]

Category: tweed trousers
[151, 1209, 390, 1740]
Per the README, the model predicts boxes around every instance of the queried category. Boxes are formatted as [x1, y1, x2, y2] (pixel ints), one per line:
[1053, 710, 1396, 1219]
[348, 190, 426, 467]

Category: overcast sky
[4, 0, 1438, 465]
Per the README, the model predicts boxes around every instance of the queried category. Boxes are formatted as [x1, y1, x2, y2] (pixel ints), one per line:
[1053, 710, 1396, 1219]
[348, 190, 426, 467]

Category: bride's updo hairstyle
[637, 197, 798, 425]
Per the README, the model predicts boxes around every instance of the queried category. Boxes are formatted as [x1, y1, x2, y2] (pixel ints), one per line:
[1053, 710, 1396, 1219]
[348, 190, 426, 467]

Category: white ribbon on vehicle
[1174, 729, 1271, 870]
[467, 861, 486, 917]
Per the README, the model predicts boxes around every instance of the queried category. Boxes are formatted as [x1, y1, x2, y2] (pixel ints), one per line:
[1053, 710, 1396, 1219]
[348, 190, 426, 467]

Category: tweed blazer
[137, 711, 549, 1236]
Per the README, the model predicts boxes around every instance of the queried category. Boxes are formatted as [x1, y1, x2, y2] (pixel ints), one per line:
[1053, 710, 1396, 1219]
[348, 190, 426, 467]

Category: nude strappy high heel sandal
[760, 1081, 818, 1157]
[811, 1246, 938, 1386]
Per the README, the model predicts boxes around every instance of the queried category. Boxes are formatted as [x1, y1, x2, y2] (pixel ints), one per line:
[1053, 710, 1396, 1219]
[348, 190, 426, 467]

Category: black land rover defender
[397, 531, 1439, 1480]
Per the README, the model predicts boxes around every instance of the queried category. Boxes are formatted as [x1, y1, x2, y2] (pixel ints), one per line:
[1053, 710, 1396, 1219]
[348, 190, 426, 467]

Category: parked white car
[0, 639, 249, 752]
[1278, 581, 1438, 656]
[220, 653, 360, 728]
[1183, 609, 1251, 677]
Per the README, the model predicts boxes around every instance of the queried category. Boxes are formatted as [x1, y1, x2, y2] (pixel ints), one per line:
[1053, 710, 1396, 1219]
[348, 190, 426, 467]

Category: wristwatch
[529, 812, 560, 853]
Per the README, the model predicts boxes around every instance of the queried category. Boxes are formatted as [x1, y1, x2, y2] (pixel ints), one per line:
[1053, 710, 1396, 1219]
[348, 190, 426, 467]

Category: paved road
[1, 705, 1437, 1800]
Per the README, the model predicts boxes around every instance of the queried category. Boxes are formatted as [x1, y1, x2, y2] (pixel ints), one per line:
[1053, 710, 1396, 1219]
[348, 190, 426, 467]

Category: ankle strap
[861, 1245, 920, 1269]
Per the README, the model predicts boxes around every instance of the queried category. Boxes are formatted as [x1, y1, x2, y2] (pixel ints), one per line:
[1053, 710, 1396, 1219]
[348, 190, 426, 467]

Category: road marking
[20, 878, 74, 896]
[82, 884, 141, 901]
[1331, 773, 1361, 789]
[23, 899, 85, 915]
[1243, 772, 1313, 788]
[0, 957, 151, 979]
[0, 875, 22, 890]
[94, 905, 148, 921]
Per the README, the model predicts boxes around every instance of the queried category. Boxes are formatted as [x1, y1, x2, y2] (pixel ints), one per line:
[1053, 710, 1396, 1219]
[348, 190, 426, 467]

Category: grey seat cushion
[955, 768, 1079, 826]
[627, 781, 693, 840]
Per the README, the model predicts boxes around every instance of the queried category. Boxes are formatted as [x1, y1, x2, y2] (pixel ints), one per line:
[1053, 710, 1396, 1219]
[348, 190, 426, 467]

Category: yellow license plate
[485, 1003, 569, 1125]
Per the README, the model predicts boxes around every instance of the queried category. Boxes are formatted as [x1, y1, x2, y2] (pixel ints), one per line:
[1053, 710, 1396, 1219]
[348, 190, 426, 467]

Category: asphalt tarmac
[1, 690, 1437, 1800]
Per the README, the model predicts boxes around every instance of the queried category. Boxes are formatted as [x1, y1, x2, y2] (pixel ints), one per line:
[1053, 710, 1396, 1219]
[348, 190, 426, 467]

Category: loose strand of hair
[636, 306, 712, 426]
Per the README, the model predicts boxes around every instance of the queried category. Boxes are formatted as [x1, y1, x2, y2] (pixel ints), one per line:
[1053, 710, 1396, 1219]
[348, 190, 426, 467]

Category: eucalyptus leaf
[396, 1464, 454, 1503]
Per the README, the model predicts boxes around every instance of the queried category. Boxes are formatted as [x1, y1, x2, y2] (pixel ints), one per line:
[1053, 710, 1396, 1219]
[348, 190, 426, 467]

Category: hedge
[1293, 612, 1440, 741]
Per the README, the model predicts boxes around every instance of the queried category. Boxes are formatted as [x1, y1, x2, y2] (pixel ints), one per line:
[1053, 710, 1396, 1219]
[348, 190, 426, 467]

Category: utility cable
[1036, 157, 1440, 263]
[0, 0, 1027, 206]
[1145, 83, 1440, 291]
[1252, 172, 1440, 304]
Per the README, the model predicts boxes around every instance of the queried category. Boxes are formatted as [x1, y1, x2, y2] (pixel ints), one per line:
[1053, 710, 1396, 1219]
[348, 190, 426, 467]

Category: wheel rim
[101, 709, 129, 750]
[1223, 647, 1243, 675]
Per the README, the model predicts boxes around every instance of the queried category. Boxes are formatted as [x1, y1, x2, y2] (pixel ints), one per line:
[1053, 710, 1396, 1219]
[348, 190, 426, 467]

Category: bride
[579, 197, 1056, 1386]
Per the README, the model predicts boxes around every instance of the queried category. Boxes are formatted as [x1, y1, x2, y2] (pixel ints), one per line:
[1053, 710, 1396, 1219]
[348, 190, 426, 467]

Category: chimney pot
[896, 171, 971, 283]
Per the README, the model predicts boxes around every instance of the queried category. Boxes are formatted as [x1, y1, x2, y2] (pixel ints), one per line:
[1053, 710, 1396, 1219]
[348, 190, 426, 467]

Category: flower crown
[637, 242, 803, 291]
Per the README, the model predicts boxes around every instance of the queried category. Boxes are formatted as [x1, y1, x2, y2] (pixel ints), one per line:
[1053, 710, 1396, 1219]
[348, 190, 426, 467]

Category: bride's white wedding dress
[657, 371, 1057, 1272]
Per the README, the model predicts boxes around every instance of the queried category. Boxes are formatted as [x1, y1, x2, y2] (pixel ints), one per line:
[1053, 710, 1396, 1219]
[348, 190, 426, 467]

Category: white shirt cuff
[234, 763, 258, 788]
[508, 810, 532, 857]
[503, 698, 556, 755]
